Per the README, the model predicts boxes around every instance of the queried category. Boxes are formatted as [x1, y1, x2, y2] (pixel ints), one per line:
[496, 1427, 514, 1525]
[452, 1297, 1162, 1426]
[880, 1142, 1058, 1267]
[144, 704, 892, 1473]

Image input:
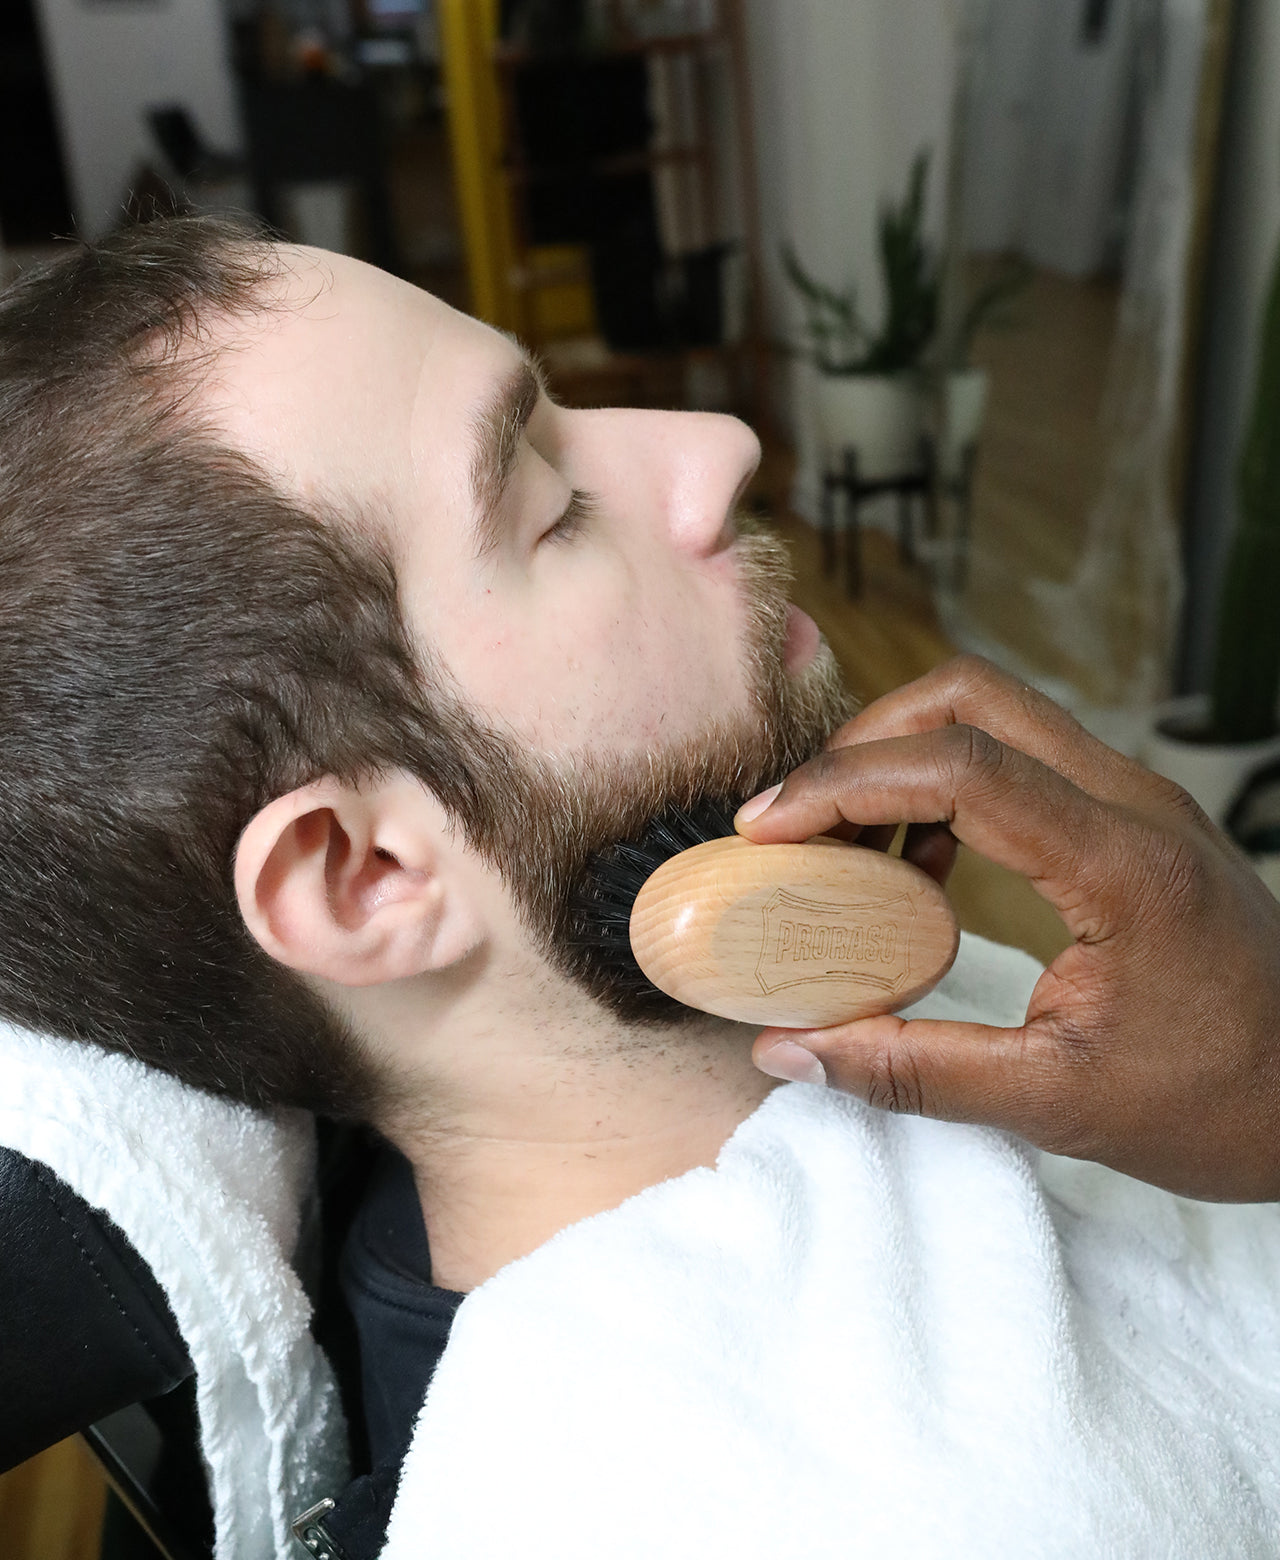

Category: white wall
[961, 0, 1054, 255]
[1025, 0, 1141, 277]
[1182, 0, 1280, 687]
[32, 0, 243, 238]
[743, 0, 956, 516]
[964, 0, 1142, 278]
[747, 0, 953, 338]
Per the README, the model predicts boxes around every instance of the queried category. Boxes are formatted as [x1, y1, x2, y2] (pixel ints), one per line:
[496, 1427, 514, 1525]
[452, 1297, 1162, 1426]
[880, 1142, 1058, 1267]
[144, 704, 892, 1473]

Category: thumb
[753, 1013, 1055, 1136]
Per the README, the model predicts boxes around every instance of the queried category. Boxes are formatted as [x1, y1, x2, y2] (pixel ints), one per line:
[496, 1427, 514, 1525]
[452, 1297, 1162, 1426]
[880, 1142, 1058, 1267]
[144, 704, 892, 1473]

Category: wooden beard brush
[565, 800, 959, 1029]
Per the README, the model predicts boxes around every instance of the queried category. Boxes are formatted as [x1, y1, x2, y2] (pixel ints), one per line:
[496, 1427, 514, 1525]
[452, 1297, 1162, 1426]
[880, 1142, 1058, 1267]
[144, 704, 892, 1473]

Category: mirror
[752, 0, 1236, 960]
[942, 0, 1234, 719]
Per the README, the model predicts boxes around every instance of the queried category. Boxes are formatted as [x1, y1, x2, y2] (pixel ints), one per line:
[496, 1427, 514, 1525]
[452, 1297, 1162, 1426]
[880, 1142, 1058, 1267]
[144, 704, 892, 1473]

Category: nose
[597, 408, 762, 557]
[663, 411, 762, 555]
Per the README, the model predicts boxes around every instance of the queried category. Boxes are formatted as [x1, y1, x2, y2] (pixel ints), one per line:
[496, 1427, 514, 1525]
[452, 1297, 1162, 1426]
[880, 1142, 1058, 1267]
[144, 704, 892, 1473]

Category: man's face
[210, 250, 826, 761]
[211, 250, 850, 1012]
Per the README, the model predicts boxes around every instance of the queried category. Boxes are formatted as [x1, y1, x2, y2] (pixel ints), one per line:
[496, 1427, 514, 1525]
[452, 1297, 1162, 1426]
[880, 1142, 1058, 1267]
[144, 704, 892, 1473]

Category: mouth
[783, 603, 821, 674]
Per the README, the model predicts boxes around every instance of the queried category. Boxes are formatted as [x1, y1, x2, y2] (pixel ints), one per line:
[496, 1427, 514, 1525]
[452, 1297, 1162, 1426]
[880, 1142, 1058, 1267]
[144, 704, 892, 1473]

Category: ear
[234, 775, 484, 987]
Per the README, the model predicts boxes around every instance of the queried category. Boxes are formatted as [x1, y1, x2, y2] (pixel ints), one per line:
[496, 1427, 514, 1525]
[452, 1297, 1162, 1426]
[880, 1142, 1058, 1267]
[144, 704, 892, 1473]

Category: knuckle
[862, 1039, 928, 1117]
[936, 653, 1004, 701]
[1146, 771, 1214, 833]
[1149, 829, 1208, 916]
[797, 746, 850, 797]
[1106, 812, 1208, 933]
[936, 651, 992, 685]
[939, 721, 1002, 783]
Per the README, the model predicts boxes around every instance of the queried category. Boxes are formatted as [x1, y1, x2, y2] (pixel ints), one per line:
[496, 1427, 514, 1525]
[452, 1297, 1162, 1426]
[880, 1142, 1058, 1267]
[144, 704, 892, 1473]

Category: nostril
[730, 466, 754, 516]
[712, 512, 738, 553]
[715, 462, 758, 550]
[731, 426, 762, 507]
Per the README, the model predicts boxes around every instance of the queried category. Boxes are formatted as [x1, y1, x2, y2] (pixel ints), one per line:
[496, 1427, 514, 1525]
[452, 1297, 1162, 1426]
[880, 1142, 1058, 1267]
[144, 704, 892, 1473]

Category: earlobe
[234, 777, 483, 986]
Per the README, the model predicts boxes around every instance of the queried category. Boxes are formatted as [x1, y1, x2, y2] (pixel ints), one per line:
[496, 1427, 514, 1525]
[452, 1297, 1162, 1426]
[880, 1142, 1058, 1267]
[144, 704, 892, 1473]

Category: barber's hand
[735, 654, 1280, 1202]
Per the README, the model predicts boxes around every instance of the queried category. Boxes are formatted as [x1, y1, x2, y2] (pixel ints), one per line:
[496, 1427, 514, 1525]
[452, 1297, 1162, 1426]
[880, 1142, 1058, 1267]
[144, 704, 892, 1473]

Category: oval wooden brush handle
[630, 836, 959, 1028]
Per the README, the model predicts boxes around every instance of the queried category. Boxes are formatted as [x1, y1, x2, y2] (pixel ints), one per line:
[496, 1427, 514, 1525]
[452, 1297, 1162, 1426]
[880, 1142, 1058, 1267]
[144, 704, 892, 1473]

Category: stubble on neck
[396, 1003, 781, 1293]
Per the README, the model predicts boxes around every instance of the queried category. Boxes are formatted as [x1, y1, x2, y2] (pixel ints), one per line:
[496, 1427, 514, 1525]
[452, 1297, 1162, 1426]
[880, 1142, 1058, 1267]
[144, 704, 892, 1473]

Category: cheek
[433, 562, 749, 753]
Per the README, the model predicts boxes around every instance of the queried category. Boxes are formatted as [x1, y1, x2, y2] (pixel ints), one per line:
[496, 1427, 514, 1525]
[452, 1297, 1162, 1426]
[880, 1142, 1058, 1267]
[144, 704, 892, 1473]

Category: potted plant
[1142, 233, 1280, 825]
[783, 152, 1023, 482]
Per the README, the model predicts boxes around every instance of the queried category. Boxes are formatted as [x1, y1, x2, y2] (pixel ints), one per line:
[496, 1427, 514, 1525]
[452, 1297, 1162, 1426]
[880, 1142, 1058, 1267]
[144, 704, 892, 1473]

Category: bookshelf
[440, 0, 764, 416]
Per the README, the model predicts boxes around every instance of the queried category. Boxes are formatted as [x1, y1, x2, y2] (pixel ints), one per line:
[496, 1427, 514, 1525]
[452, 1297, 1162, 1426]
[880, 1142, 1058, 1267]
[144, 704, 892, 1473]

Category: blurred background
[2, 1, 1278, 1550]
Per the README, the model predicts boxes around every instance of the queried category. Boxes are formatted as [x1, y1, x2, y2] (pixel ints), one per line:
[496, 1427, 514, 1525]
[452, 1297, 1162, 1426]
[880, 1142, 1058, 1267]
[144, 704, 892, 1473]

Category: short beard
[443, 525, 853, 1024]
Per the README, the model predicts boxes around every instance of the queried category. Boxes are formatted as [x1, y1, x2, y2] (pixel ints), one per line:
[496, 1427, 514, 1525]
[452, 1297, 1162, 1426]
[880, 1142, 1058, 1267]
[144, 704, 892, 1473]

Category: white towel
[0, 1024, 348, 1560]
[7, 932, 1280, 1558]
[382, 934, 1280, 1558]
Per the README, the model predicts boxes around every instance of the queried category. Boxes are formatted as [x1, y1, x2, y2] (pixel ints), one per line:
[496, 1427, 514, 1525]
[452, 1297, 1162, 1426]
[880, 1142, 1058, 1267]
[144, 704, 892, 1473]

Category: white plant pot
[815, 373, 923, 482]
[814, 369, 989, 484]
[1139, 694, 1280, 829]
[943, 367, 989, 478]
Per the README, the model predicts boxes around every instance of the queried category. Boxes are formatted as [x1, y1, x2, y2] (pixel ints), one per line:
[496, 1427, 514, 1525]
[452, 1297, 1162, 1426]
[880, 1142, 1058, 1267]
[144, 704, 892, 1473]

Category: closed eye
[542, 488, 597, 545]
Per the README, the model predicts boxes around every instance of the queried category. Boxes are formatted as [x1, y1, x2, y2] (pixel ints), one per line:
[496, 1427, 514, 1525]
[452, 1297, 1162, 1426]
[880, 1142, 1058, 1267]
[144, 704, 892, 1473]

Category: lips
[783, 604, 821, 673]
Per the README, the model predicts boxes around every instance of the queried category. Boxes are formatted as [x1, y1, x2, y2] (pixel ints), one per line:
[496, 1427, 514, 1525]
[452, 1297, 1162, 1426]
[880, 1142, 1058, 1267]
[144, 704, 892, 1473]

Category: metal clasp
[291, 1497, 346, 1560]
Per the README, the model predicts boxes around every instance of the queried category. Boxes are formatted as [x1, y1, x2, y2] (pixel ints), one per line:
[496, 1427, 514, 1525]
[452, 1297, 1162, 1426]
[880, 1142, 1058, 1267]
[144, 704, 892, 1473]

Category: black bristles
[562, 798, 737, 1021]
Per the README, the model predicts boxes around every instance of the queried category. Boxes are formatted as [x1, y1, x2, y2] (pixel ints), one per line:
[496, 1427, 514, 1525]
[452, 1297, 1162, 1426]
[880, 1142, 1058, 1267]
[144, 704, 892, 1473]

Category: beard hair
[445, 525, 854, 1025]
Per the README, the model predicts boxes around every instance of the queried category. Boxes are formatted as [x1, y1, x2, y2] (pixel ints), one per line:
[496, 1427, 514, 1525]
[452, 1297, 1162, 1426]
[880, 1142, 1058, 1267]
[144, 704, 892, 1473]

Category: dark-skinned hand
[735, 654, 1280, 1202]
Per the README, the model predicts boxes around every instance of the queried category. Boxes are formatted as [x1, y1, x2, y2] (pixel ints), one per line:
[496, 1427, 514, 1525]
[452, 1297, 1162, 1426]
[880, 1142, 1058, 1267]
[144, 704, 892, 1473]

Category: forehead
[200, 247, 515, 527]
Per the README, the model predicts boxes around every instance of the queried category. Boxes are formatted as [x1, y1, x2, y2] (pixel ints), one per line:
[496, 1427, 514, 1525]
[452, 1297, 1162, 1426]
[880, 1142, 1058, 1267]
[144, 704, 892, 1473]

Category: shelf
[541, 333, 744, 372]
[474, 0, 764, 420]
[493, 31, 725, 69]
[509, 260, 589, 290]
[503, 145, 710, 185]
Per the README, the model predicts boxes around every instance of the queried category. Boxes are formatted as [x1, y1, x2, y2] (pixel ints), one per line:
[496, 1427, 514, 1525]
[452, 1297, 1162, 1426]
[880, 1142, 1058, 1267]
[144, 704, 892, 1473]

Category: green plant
[782, 151, 1026, 377]
[1210, 236, 1280, 743]
[783, 153, 936, 376]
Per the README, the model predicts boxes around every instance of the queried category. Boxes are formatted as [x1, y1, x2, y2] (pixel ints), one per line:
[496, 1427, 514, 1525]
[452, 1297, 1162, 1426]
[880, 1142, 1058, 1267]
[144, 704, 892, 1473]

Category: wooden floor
[0, 1439, 106, 1560]
[959, 264, 1125, 701]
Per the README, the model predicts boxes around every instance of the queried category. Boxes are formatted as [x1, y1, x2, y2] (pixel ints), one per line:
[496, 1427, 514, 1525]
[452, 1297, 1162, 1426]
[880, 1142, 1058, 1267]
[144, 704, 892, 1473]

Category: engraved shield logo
[755, 888, 916, 997]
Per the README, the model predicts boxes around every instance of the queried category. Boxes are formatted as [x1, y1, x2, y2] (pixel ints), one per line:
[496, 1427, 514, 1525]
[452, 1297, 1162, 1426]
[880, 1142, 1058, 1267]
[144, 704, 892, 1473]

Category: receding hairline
[163, 242, 450, 568]
[136, 237, 336, 380]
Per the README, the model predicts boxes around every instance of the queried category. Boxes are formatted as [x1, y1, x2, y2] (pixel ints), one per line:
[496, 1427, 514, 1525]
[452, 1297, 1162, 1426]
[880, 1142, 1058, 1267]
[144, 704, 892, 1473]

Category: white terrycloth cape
[0, 1027, 348, 1560]
[5, 933, 1280, 1558]
[381, 936, 1280, 1558]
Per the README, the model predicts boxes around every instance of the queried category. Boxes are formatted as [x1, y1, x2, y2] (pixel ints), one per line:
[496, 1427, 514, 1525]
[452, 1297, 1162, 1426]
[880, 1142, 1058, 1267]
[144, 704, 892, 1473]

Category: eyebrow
[469, 351, 547, 560]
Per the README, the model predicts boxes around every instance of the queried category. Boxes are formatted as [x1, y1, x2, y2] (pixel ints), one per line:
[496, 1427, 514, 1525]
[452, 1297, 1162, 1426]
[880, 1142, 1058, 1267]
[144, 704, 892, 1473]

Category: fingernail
[756, 1039, 827, 1088]
[736, 783, 782, 827]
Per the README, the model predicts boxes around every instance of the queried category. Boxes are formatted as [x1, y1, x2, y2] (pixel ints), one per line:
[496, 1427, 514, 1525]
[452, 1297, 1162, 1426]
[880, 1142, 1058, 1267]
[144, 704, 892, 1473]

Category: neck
[368, 970, 776, 1292]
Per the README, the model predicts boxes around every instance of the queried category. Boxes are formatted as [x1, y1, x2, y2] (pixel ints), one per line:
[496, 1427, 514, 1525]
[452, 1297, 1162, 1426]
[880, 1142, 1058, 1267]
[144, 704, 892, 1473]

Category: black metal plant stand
[819, 436, 978, 597]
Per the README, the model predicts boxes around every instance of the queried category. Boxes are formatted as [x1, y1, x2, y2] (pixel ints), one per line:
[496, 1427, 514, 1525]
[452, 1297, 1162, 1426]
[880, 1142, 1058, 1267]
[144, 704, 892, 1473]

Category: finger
[753, 1012, 1070, 1146]
[826, 655, 1154, 812]
[901, 821, 957, 885]
[736, 727, 1123, 937]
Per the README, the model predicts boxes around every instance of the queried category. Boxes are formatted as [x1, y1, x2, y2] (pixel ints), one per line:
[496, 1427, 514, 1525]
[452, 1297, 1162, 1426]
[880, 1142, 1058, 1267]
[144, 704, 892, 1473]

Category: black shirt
[326, 1145, 466, 1557]
[340, 1145, 466, 1464]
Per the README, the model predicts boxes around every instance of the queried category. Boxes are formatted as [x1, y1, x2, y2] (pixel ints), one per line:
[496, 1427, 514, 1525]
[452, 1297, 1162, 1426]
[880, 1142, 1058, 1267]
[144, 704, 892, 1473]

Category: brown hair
[0, 216, 513, 1117]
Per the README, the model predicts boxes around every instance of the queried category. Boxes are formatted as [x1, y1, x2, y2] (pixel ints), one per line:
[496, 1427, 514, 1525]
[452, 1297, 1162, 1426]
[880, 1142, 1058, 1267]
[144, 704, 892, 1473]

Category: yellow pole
[438, 0, 518, 329]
